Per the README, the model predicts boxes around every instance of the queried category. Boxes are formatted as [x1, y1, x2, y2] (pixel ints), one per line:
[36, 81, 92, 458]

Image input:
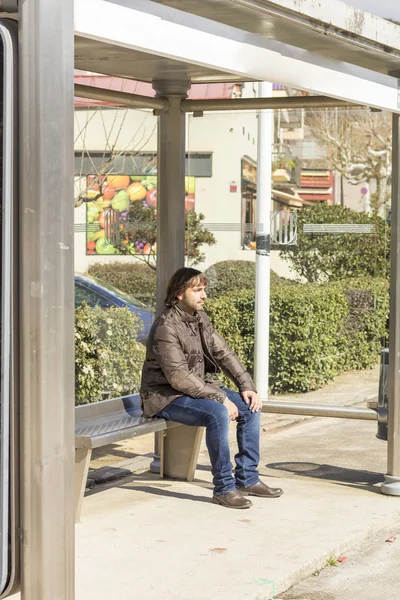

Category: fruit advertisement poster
[86, 174, 196, 255]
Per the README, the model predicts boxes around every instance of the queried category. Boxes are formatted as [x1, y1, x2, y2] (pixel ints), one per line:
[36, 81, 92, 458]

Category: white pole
[254, 82, 274, 400]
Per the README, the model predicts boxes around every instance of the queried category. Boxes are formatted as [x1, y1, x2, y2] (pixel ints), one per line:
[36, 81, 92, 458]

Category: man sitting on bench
[140, 267, 283, 509]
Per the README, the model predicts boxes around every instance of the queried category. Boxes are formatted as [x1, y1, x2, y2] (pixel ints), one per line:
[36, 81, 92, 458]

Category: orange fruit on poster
[87, 241, 96, 251]
[102, 185, 116, 200]
[143, 243, 151, 255]
[106, 175, 131, 190]
[127, 182, 147, 201]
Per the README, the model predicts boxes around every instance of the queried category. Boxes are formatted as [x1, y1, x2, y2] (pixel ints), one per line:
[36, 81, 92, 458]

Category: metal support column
[150, 80, 189, 473]
[382, 113, 400, 496]
[254, 82, 273, 400]
[153, 80, 189, 315]
[19, 0, 75, 597]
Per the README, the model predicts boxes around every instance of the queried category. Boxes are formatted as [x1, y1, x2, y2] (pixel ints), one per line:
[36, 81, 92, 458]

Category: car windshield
[81, 276, 149, 309]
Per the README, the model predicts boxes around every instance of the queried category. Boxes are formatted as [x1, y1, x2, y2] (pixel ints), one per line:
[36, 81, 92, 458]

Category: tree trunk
[375, 177, 389, 218]
[340, 174, 344, 207]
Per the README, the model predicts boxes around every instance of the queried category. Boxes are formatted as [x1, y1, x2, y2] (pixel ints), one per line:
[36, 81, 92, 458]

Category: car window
[75, 283, 99, 308]
[82, 275, 147, 308]
[75, 283, 115, 309]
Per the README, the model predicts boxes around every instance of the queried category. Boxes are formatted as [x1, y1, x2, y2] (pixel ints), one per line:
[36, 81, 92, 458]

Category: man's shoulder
[150, 308, 180, 335]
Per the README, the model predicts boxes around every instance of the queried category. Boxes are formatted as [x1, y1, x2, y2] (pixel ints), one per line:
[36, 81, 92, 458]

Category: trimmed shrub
[206, 278, 388, 394]
[280, 203, 390, 283]
[205, 260, 282, 298]
[338, 278, 389, 370]
[88, 260, 285, 306]
[75, 305, 107, 405]
[269, 284, 349, 393]
[88, 262, 156, 309]
[75, 304, 146, 404]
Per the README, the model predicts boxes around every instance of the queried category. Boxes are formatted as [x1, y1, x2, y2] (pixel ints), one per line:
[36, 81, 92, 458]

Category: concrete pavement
[277, 523, 400, 599]
[71, 365, 400, 600]
[11, 365, 396, 600]
[75, 415, 397, 600]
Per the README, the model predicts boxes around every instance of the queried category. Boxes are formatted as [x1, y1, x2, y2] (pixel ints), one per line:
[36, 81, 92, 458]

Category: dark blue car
[75, 274, 154, 342]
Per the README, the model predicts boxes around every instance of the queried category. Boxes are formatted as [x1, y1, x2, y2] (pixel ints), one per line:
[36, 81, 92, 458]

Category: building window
[75, 151, 112, 176]
[75, 152, 213, 178]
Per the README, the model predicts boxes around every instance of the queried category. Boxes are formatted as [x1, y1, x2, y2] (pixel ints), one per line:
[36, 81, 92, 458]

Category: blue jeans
[157, 387, 260, 495]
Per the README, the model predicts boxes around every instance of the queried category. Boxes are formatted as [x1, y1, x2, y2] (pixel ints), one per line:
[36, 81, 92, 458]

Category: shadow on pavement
[85, 468, 214, 503]
[122, 483, 213, 504]
[266, 461, 384, 488]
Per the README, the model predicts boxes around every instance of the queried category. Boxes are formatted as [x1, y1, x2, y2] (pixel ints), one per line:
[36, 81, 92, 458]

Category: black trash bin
[377, 348, 389, 441]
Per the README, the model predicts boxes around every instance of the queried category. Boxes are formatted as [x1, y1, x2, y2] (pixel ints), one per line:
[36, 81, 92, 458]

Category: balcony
[272, 144, 301, 187]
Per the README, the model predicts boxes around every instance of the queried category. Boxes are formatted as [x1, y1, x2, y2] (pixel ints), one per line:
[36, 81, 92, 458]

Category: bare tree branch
[307, 109, 391, 212]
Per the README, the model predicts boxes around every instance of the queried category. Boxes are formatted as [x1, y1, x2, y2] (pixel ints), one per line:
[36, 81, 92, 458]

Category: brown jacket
[140, 304, 256, 417]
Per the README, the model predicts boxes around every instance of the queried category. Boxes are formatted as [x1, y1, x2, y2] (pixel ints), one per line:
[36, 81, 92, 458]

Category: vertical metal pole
[153, 81, 189, 315]
[150, 80, 189, 473]
[254, 82, 273, 400]
[19, 0, 75, 596]
[382, 113, 400, 496]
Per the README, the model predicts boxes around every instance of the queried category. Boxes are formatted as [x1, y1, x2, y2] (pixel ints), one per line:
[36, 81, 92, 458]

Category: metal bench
[75, 394, 204, 521]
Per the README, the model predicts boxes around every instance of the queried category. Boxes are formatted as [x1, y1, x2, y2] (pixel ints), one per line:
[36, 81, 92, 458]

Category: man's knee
[206, 401, 230, 429]
[239, 403, 261, 423]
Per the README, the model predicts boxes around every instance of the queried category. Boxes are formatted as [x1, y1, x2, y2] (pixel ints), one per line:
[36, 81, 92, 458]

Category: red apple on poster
[98, 210, 106, 229]
[185, 194, 195, 212]
[146, 188, 157, 209]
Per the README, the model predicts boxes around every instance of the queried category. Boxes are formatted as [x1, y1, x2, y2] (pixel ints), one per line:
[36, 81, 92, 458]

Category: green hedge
[280, 203, 390, 283]
[75, 305, 106, 405]
[206, 278, 388, 394]
[204, 260, 283, 298]
[82, 261, 388, 395]
[88, 262, 156, 309]
[337, 278, 389, 370]
[75, 304, 145, 405]
[88, 259, 285, 305]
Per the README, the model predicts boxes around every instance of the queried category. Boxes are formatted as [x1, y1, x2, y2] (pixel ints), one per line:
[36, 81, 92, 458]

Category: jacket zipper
[198, 321, 220, 374]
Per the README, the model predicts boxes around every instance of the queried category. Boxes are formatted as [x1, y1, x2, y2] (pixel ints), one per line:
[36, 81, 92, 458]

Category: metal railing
[270, 210, 297, 246]
[104, 208, 120, 246]
[261, 400, 385, 422]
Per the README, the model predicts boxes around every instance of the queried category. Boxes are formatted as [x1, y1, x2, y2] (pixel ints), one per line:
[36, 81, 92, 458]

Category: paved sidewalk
[76, 417, 396, 600]
[277, 525, 400, 599]
[71, 365, 400, 600]
[11, 366, 389, 600]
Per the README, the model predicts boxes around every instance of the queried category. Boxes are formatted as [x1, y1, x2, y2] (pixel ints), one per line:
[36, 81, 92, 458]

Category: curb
[274, 512, 400, 599]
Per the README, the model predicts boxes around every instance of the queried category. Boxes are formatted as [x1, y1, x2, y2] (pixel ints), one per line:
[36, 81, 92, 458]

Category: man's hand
[223, 398, 239, 421]
[241, 390, 262, 413]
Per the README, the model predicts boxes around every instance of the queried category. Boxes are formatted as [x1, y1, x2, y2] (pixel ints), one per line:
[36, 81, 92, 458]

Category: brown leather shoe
[237, 480, 283, 498]
[212, 490, 253, 509]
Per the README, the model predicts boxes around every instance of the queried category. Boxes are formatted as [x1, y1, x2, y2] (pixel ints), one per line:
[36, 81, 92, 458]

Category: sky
[344, 0, 400, 21]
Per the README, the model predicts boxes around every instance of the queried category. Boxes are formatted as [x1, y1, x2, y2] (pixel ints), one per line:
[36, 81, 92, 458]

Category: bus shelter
[2, 0, 400, 598]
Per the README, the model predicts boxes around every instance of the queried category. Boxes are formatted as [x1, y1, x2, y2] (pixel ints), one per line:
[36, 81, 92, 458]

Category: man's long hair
[165, 267, 208, 308]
